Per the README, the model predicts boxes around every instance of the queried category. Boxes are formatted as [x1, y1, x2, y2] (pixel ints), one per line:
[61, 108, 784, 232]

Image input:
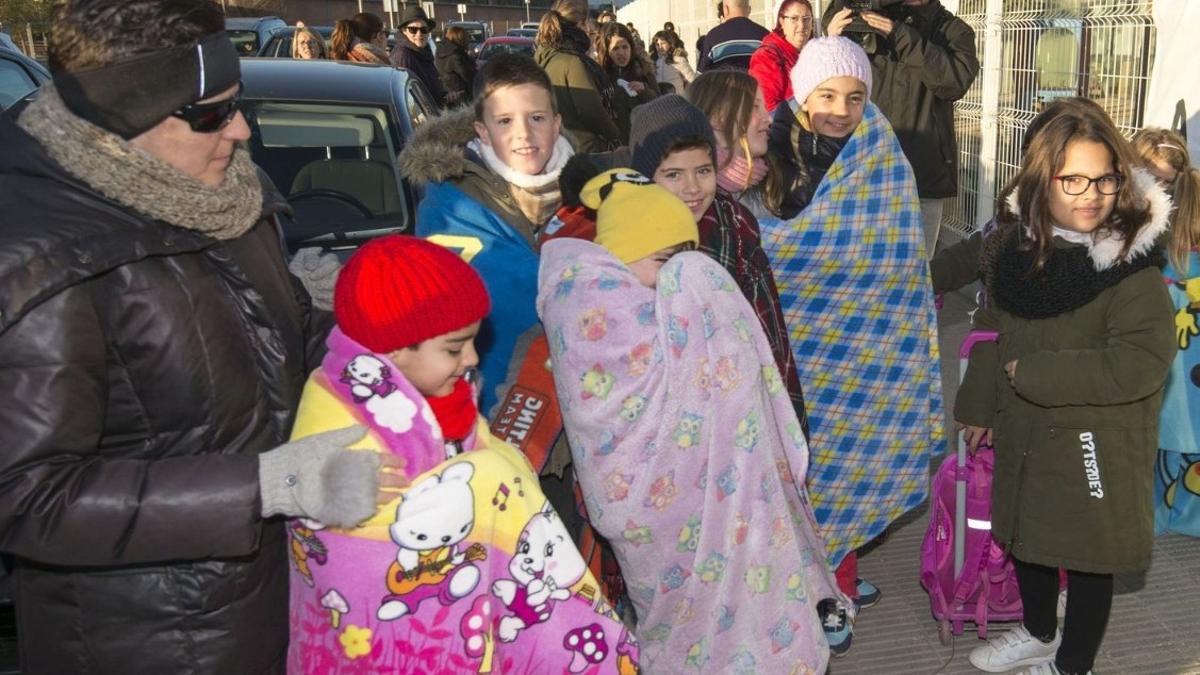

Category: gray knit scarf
[18, 84, 263, 240]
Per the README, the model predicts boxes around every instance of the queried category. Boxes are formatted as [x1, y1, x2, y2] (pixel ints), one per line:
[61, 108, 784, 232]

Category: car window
[479, 42, 533, 61]
[0, 57, 37, 110]
[229, 29, 259, 55]
[243, 101, 409, 250]
[262, 33, 333, 58]
[406, 81, 436, 129]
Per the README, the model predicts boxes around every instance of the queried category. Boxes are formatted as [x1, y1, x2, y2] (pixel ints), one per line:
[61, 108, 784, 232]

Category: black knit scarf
[985, 224, 1164, 320]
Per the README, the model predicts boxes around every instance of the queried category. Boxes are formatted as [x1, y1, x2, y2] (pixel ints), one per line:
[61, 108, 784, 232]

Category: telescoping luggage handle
[958, 329, 999, 359]
[953, 329, 999, 578]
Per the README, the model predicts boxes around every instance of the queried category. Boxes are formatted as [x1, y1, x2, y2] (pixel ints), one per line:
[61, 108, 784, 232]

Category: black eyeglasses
[1055, 173, 1123, 196]
[172, 83, 243, 133]
[405, 25, 430, 35]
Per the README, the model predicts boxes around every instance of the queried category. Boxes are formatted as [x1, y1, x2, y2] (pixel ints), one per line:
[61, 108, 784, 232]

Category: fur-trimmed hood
[1004, 167, 1171, 271]
[397, 106, 481, 185]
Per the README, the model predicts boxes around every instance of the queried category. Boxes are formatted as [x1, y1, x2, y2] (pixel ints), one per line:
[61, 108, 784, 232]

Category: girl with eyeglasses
[290, 25, 327, 60]
[330, 12, 389, 65]
[1131, 128, 1200, 541]
[959, 104, 1175, 675]
[749, 0, 816, 114]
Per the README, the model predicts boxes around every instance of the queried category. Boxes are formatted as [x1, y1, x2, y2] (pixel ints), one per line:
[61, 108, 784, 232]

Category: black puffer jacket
[822, 0, 979, 199]
[0, 117, 326, 674]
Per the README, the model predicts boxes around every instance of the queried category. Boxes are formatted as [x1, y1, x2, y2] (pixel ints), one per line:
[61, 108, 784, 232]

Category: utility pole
[525, 0, 531, 24]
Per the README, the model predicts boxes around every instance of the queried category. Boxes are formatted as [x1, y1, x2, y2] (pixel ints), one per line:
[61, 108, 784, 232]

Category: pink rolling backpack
[919, 330, 1023, 643]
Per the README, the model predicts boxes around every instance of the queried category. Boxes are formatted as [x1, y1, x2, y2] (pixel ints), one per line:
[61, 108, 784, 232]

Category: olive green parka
[955, 171, 1176, 573]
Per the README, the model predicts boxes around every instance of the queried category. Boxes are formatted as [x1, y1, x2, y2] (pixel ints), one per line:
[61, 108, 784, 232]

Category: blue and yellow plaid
[761, 103, 944, 567]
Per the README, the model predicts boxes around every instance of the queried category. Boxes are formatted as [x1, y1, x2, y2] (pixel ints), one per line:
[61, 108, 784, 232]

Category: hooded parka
[0, 115, 326, 674]
[535, 25, 622, 153]
[955, 173, 1176, 574]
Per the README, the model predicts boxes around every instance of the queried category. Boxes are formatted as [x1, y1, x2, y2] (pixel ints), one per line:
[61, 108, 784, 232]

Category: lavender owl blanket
[537, 240, 843, 674]
[285, 328, 636, 673]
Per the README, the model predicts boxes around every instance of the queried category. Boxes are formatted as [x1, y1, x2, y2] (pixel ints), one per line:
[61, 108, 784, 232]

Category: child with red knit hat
[286, 235, 636, 674]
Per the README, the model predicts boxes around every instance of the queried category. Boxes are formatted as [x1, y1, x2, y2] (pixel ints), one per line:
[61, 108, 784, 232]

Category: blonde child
[539, 170, 843, 673]
[286, 236, 634, 673]
[1132, 128, 1200, 537]
[962, 107, 1174, 675]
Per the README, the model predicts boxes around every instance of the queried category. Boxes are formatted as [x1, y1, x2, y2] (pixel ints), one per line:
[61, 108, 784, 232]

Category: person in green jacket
[533, 0, 623, 152]
[960, 105, 1175, 675]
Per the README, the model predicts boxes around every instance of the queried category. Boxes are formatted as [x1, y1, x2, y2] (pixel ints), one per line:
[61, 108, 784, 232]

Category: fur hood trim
[397, 106, 479, 185]
[1005, 167, 1171, 271]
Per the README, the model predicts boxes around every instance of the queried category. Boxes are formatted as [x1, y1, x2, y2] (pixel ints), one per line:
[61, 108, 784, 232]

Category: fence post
[973, 0, 1004, 231]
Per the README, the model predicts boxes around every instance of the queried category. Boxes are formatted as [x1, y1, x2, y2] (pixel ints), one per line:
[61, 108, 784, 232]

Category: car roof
[240, 58, 408, 105]
[482, 36, 534, 45]
[448, 21, 487, 28]
[226, 17, 284, 29]
[269, 25, 335, 37]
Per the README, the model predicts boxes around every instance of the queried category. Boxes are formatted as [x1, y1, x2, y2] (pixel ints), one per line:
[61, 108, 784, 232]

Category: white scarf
[467, 135, 574, 190]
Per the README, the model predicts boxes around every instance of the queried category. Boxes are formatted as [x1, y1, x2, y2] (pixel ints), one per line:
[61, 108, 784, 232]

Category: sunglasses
[172, 83, 243, 133]
[405, 25, 430, 35]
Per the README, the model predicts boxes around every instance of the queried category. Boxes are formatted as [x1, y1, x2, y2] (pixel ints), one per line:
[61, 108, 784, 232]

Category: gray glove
[259, 425, 379, 528]
[288, 247, 341, 311]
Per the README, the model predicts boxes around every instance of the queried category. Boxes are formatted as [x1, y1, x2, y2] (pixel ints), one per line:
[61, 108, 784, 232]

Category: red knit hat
[334, 235, 491, 352]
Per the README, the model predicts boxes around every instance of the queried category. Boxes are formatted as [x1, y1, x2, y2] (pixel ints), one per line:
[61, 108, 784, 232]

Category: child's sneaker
[818, 599, 853, 657]
[1015, 663, 1092, 675]
[854, 578, 881, 610]
[967, 625, 1060, 673]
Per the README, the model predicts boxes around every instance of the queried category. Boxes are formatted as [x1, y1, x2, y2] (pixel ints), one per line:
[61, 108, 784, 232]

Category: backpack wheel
[937, 619, 953, 646]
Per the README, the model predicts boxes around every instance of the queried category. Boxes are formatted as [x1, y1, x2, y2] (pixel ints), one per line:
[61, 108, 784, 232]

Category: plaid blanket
[760, 103, 944, 567]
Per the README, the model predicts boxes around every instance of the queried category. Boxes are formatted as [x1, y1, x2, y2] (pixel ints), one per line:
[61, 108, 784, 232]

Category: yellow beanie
[582, 169, 700, 264]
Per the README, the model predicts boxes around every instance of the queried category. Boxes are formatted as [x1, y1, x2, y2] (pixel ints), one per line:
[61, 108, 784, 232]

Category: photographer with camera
[824, 0, 978, 258]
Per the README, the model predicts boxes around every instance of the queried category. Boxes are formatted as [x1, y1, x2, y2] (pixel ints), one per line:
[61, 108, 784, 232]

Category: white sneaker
[1015, 663, 1093, 675]
[967, 625, 1060, 673]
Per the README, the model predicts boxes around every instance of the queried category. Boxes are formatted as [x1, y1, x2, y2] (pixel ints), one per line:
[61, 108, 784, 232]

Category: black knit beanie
[629, 94, 717, 177]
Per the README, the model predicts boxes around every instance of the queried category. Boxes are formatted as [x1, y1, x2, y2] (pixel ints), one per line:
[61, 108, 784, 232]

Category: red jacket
[749, 30, 800, 114]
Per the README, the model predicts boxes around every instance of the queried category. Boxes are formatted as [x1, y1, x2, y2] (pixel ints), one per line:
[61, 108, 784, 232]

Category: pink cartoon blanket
[286, 328, 637, 674]
[537, 240, 844, 674]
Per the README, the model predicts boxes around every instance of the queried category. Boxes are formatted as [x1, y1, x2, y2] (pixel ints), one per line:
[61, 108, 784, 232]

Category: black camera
[840, 0, 905, 52]
[844, 0, 904, 14]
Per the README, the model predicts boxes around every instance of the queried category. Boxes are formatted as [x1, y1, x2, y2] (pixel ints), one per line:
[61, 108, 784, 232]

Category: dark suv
[225, 16, 287, 56]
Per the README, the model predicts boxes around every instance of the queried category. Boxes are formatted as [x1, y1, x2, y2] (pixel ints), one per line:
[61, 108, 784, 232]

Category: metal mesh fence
[946, 0, 1156, 238]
